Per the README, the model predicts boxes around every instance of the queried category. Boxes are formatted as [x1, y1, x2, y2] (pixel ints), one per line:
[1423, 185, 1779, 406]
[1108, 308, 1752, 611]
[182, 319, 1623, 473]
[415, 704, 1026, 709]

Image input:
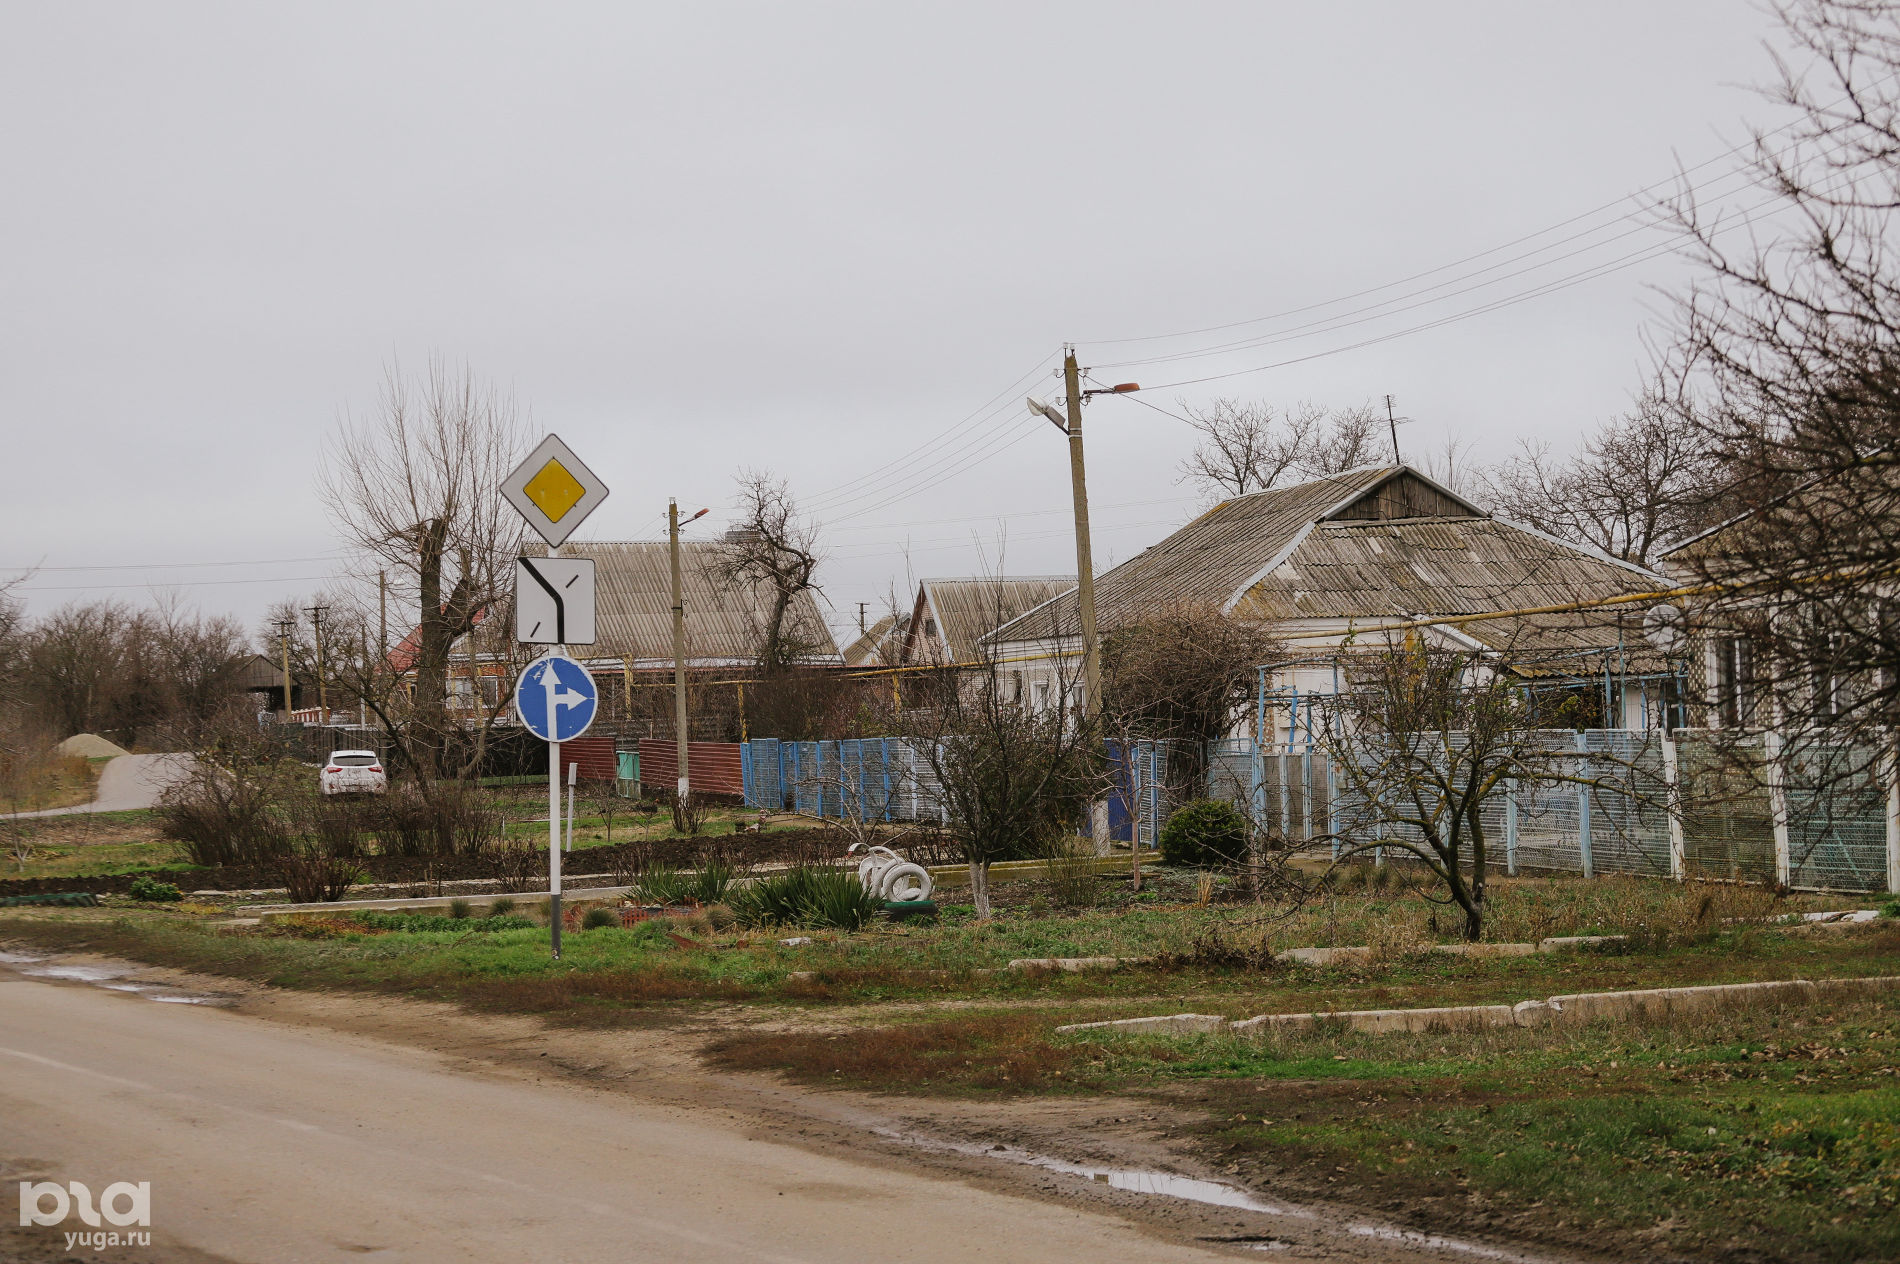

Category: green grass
[1056, 1002, 1900, 1261]
[5, 839, 196, 880]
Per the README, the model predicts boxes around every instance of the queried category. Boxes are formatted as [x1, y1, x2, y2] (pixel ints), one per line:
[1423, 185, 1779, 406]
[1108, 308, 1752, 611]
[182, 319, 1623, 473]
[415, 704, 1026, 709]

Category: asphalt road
[0, 974, 1236, 1264]
[13, 752, 196, 817]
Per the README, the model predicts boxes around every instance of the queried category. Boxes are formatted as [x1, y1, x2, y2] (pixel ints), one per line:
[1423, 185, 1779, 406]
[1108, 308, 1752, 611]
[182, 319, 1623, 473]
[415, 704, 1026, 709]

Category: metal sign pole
[546, 666, 564, 961]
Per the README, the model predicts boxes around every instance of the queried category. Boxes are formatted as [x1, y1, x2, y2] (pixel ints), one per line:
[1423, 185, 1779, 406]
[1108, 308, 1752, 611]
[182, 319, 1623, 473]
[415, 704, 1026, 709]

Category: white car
[319, 750, 387, 796]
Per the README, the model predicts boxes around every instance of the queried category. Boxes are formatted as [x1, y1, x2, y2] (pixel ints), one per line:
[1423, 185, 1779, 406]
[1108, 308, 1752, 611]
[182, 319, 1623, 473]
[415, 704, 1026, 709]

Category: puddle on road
[1347, 1224, 1548, 1262]
[1, 949, 228, 1006]
[871, 1127, 1291, 1215]
[875, 1125, 1559, 1262]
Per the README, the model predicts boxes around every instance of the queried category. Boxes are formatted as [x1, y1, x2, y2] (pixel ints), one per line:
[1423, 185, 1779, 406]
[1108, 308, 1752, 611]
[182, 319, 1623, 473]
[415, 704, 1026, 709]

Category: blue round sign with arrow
[515, 653, 598, 743]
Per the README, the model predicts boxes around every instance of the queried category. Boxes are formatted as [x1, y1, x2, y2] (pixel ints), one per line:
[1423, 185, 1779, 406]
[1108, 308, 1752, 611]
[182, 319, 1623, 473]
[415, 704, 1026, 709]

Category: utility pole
[377, 571, 388, 662]
[1061, 347, 1109, 855]
[669, 499, 690, 816]
[305, 605, 329, 717]
[858, 601, 868, 634]
[275, 619, 294, 717]
[1385, 394, 1402, 465]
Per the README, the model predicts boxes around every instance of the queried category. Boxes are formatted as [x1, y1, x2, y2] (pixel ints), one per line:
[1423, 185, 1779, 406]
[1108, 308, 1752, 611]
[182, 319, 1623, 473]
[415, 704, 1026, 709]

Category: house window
[1011, 670, 1023, 703]
[1033, 680, 1051, 712]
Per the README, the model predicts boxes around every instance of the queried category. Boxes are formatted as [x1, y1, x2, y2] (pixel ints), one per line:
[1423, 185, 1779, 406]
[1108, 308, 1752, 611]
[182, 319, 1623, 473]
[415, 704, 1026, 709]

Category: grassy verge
[0, 755, 101, 813]
[1080, 1000, 1898, 1261]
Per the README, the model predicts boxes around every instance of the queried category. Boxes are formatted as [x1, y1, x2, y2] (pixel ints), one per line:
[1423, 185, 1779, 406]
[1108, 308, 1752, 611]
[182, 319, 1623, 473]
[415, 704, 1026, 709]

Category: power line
[1077, 98, 1836, 351]
[2, 553, 344, 573]
[18, 573, 341, 592]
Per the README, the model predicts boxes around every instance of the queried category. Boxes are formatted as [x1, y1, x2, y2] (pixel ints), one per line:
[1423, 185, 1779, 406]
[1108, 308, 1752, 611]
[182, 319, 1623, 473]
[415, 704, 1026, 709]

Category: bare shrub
[1043, 838, 1101, 910]
[160, 768, 289, 868]
[485, 842, 543, 893]
[277, 845, 363, 903]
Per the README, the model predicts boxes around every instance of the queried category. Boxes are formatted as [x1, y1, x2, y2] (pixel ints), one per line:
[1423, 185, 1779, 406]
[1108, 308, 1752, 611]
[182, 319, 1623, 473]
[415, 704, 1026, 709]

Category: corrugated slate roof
[910, 576, 1076, 664]
[537, 541, 840, 665]
[991, 466, 1403, 640]
[840, 613, 903, 667]
[988, 466, 1665, 660]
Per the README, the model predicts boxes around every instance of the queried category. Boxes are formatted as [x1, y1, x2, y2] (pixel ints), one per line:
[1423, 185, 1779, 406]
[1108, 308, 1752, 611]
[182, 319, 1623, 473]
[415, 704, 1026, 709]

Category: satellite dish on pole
[1643, 603, 1685, 653]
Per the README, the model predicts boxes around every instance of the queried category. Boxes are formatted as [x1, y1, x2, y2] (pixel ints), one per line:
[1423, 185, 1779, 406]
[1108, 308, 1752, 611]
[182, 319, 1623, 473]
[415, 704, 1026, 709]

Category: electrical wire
[18, 573, 342, 592]
[1076, 96, 1845, 351]
[1, 553, 344, 573]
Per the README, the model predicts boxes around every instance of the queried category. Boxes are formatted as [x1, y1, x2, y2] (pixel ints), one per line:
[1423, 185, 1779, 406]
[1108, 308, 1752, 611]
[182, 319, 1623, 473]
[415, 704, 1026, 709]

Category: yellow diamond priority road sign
[502, 434, 610, 548]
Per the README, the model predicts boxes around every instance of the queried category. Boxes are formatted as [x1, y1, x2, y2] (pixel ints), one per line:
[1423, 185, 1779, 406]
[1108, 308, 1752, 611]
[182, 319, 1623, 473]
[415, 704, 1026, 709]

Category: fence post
[1661, 730, 1686, 881]
[1300, 742, 1314, 843]
[1765, 729, 1793, 888]
[1574, 731, 1594, 879]
[1505, 777, 1518, 876]
[1326, 748, 1340, 862]
[1885, 737, 1900, 896]
[1249, 735, 1265, 837]
[1277, 746, 1292, 847]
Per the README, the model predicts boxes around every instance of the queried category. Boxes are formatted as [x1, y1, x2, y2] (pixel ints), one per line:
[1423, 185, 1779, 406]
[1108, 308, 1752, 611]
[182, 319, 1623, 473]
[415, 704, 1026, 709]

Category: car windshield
[330, 753, 379, 767]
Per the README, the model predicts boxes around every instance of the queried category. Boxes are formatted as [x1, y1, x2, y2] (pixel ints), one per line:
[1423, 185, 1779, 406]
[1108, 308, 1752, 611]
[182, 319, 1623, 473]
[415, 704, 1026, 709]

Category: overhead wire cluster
[18, 100, 1874, 598]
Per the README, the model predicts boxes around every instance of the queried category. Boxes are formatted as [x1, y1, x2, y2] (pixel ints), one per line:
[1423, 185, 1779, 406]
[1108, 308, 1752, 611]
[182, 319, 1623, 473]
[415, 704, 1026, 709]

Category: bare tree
[710, 471, 824, 675]
[1177, 398, 1388, 502]
[1481, 390, 1724, 566]
[320, 360, 526, 783]
[901, 583, 1101, 919]
[1659, 0, 1900, 758]
[1315, 639, 1620, 942]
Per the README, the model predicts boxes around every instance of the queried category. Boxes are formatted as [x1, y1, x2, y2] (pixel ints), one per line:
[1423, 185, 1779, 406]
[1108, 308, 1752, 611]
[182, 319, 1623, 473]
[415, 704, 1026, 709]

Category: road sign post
[503, 435, 610, 960]
[515, 653, 599, 959]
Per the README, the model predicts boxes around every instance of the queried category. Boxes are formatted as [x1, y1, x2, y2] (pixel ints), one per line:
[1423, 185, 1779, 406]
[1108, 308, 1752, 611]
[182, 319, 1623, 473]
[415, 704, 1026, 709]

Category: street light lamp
[1026, 352, 1142, 856]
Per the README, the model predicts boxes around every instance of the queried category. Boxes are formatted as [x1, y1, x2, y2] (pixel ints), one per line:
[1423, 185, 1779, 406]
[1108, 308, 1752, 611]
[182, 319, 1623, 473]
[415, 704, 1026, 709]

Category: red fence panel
[560, 735, 620, 783]
[637, 740, 745, 798]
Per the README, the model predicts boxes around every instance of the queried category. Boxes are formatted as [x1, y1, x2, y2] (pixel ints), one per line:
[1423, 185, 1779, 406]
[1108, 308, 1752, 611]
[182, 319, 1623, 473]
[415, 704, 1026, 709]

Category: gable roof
[904, 575, 1075, 665]
[988, 466, 1664, 652]
[840, 613, 904, 668]
[535, 540, 840, 666]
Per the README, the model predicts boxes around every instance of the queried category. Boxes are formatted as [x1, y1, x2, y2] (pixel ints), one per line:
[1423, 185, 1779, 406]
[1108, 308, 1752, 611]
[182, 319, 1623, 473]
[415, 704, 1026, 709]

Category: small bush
[160, 773, 288, 868]
[729, 865, 882, 932]
[581, 907, 617, 930]
[635, 865, 693, 905]
[485, 843, 543, 893]
[1043, 839, 1100, 909]
[277, 846, 363, 903]
[127, 875, 183, 902]
[487, 896, 517, 917]
[447, 897, 472, 919]
[1158, 799, 1249, 868]
[691, 859, 734, 904]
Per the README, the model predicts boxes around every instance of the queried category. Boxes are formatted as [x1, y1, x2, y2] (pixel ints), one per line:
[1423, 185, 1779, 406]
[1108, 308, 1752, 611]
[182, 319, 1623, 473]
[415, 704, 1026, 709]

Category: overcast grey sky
[0, 2, 1792, 645]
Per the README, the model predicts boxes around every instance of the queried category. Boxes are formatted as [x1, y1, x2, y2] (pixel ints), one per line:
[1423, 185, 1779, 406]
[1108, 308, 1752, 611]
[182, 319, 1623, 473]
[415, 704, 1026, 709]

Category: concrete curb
[1056, 1013, 1228, 1036]
[1057, 975, 1900, 1039]
[1007, 956, 1141, 972]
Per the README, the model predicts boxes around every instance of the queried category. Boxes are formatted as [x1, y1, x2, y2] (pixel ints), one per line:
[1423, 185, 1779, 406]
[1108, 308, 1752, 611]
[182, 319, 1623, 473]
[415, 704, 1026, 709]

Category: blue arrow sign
[515, 653, 598, 742]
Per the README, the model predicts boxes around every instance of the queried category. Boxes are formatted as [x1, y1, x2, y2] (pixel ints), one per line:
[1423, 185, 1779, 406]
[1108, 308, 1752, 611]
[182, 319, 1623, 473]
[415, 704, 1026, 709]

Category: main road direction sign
[501, 433, 610, 548]
[515, 653, 599, 743]
[515, 556, 596, 645]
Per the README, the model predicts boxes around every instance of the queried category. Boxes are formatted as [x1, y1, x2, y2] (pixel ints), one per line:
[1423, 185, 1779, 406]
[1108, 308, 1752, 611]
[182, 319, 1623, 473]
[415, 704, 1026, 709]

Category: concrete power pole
[669, 499, 690, 814]
[305, 605, 329, 718]
[1061, 348, 1109, 855]
[275, 619, 294, 717]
